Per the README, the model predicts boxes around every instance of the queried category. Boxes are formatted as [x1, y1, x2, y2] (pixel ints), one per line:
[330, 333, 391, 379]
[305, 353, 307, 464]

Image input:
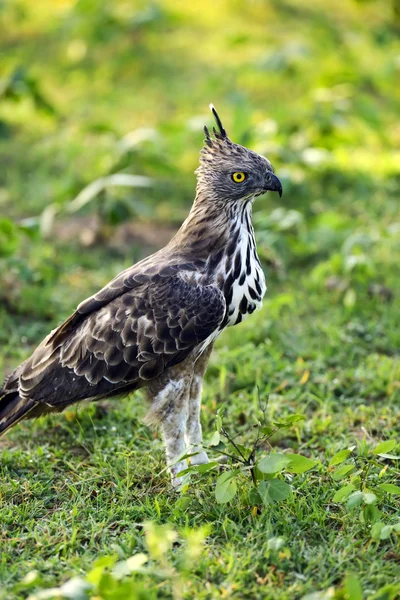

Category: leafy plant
[177, 400, 317, 507]
[330, 439, 400, 540]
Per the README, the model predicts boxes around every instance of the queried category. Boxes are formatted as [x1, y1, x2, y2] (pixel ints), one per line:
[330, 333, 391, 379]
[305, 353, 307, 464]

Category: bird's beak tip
[264, 173, 283, 198]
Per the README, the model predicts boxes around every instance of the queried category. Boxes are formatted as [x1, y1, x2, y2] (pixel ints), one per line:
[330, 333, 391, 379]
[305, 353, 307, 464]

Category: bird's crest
[204, 104, 228, 145]
[198, 104, 240, 169]
[196, 103, 275, 188]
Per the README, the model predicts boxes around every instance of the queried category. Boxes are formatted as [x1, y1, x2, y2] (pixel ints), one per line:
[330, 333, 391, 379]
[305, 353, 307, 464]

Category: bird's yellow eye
[232, 172, 246, 183]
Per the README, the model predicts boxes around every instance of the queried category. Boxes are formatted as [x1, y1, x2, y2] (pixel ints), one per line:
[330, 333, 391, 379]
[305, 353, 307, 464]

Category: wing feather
[17, 275, 225, 408]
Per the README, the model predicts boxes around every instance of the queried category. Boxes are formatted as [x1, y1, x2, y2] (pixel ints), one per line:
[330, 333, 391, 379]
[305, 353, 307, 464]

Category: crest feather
[209, 104, 227, 139]
[203, 125, 212, 147]
[197, 104, 238, 172]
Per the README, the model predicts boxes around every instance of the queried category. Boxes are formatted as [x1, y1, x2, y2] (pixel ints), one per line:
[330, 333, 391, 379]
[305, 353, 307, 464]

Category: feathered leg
[186, 343, 214, 466]
[161, 391, 189, 485]
[146, 363, 194, 486]
[146, 345, 213, 484]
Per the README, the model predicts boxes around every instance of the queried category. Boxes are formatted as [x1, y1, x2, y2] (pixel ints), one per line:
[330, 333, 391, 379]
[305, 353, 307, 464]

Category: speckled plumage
[0, 105, 282, 484]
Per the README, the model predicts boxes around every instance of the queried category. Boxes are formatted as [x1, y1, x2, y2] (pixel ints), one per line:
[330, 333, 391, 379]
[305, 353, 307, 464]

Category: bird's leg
[186, 375, 208, 465]
[161, 400, 188, 486]
[147, 374, 191, 487]
[185, 344, 214, 466]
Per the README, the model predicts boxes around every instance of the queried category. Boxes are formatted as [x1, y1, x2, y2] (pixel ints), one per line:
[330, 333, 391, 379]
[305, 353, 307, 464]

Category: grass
[0, 269, 399, 599]
[0, 0, 399, 598]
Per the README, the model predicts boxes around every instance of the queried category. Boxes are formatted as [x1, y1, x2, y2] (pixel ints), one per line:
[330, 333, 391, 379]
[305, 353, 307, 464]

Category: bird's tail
[0, 385, 37, 436]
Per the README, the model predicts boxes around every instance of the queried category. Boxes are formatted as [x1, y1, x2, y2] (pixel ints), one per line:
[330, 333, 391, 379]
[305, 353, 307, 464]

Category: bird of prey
[0, 105, 282, 485]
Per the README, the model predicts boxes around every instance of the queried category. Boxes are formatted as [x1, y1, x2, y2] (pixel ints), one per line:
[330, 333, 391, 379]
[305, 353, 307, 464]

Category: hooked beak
[264, 172, 282, 197]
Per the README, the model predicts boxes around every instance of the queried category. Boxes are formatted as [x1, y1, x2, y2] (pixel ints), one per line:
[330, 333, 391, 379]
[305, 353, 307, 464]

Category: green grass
[0, 282, 399, 599]
[0, 0, 399, 598]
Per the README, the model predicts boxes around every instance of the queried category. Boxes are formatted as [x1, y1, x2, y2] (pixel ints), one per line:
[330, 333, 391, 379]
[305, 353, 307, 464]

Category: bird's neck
[170, 191, 253, 258]
[171, 193, 230, 255]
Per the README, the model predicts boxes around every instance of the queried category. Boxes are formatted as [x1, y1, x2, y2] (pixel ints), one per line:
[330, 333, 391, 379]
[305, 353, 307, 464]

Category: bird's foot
[169, 448, 209, 486]
[169, 460, 188, 488]
[188, 448, 209, 466]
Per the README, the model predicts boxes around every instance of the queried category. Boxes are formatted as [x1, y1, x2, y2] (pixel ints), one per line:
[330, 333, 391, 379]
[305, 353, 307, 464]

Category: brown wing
[46, 256, 206, 346]
[17, 275, 225, 409]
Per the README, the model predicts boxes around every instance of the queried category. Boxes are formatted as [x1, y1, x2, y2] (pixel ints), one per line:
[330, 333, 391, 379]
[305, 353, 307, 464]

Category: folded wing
[6, 275, 225, 413]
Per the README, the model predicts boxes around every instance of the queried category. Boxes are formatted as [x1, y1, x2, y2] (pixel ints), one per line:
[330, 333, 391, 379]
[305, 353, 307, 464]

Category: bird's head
[195, 104, 282, 203]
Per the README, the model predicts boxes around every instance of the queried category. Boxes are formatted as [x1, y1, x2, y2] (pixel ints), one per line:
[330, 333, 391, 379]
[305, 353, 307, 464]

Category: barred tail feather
[0, 391, 37, 435]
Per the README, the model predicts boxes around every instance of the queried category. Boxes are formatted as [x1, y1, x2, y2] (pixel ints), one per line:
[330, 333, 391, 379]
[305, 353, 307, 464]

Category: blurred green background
[1, 0, 399, 350]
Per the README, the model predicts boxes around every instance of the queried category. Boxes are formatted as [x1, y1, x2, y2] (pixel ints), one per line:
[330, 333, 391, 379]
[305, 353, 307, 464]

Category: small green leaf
[179, 462, 218, 476]
[215, 470, 238, 504]
[273, 414, 305, 427]
[215, 405, 226, 432]
[363, 492, 378, 505]
[196, 462, 219, 474]
[258, 453, 292, 474]
[373, 440, 397, 455]
[87, 554, 118, 586]
[371, 522, 385, 540]
[260, 425, 275, 436]
[175, 496, 191, 511]
[267, 536, 285, 551]
[376, 453, 400, 460]
[346, 491, 363, 509]
[380, 525, 393, 540]
[207, 431, 221, 446]
[286, 453, 317, 474]
[113, 553, 148, 578]
[174, 465, 197, 477]
[332, 464, 355, 481]
[333, 483, 355, 502]
[378, 483, 400, 495]
[264, 479, 291, 502]
[362, 504, 381, 524]
[329, 449, 351, 466]
[248, 487, 262, 506]
[283, 414, 306, 424]
[344, 573, 363, 600]
[393, 523, 400, 533]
